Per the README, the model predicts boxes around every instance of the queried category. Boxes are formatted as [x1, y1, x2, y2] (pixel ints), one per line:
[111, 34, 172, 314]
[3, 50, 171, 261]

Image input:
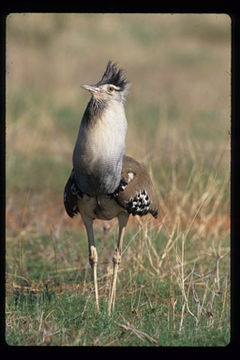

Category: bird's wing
[113, 155, 159, 218]
[64, 169, 83, 218]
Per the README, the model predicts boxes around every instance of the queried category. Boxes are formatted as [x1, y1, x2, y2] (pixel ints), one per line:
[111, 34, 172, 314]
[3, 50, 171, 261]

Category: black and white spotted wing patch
[126, 189, 151, 216]
[111, 178, 128, 199]
[64, 169, 83, 218]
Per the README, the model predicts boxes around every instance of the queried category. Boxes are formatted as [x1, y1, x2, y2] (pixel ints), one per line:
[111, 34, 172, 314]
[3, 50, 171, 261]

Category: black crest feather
[97, 60, 128, 91]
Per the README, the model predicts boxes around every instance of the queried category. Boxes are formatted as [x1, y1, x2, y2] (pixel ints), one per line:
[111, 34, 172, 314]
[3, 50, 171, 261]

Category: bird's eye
[107, 86, 114, 93]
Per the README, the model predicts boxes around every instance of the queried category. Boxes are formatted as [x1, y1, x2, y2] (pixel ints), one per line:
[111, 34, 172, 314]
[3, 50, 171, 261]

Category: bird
[64, 61, 159, 315]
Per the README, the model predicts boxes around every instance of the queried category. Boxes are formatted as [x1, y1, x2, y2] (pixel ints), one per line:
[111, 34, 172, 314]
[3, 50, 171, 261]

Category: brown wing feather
[115, 155, 159, 218]
[64, 169, 82, 218]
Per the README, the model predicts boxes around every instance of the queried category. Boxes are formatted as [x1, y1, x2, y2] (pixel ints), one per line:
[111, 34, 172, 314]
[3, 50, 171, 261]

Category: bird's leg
[108, 212, 129, 315]
[81, 213, 99, 312]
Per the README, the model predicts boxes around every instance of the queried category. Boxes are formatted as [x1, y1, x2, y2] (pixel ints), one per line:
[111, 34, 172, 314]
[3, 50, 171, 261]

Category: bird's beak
[81, 84, 101, 94]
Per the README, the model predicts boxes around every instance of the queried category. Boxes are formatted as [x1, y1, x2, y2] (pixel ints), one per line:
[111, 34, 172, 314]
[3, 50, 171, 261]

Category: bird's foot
[108, 249, 122, 315]
[89, 246, 99, 312]
[112, 248, 121, 266]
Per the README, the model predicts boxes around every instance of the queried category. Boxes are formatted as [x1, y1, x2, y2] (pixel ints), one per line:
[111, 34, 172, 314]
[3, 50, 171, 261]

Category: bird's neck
[81, 98, 127, 140]
[83, 97, 107, 126]
[73, 99, 127, 195]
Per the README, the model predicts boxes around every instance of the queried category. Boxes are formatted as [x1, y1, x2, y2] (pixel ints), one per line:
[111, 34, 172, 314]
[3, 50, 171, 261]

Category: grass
[6, 216, 230, 346]
[6, 13, 230, 346]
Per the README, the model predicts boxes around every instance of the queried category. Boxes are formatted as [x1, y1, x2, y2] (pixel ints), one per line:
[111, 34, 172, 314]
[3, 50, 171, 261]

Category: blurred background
[6, 13, 230, 217]
[6, 13, 231, 346]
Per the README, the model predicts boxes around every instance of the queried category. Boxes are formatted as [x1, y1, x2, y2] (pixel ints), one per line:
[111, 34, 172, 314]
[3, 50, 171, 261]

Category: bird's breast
[73, 103, 127, 195]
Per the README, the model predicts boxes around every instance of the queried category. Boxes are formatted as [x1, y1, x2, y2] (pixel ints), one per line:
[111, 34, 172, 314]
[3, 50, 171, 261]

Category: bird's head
[81, 61, 129, 103]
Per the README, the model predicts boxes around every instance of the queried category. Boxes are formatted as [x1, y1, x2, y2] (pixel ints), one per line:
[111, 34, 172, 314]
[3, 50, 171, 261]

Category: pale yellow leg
[89, 245, 99, 312]
[108, 213, 129, 315]
[81, 213, 99, 312]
